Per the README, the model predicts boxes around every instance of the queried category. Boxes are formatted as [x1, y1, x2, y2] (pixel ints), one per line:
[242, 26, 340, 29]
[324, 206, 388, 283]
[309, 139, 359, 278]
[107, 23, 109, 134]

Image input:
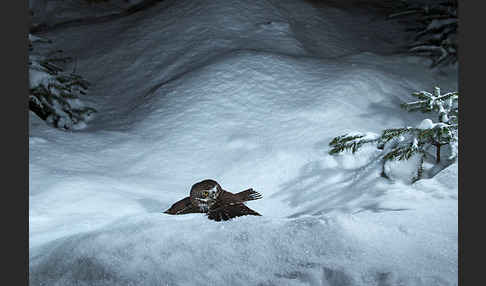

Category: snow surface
[29, 0, 458, 285]
[29, 0, 149, 28]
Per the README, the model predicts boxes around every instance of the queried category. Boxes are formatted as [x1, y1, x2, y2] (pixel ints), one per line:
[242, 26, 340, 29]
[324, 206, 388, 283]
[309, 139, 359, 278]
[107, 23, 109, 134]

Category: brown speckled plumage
[164, 179, 262, 221]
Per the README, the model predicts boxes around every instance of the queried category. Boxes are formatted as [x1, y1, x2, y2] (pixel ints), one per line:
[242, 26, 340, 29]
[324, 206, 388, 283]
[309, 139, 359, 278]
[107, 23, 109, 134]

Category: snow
[29, 0, 149, 28]
[29, 0, 458, 285]
[29, 68, 50, 88]
[417, 118, 434, 129]
[384, 152, 423, 184]
[427, 18, 457, 31]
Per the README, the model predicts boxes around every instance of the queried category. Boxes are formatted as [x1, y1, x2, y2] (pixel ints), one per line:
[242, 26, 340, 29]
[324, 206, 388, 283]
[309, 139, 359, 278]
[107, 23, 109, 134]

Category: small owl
[164, 179, 262, 221]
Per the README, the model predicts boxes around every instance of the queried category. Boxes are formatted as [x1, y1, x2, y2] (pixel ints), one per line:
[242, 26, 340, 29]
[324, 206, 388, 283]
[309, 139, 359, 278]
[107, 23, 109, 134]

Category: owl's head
[190, 179, 223, 212]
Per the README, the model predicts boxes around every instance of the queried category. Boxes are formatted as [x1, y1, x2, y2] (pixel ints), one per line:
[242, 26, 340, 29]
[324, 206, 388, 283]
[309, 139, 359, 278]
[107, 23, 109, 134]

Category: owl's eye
[202, 191, 209, 197]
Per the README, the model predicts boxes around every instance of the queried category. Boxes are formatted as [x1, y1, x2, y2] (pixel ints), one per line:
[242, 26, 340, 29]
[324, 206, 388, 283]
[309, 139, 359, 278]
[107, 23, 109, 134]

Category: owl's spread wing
[207, 202, 261, 221]
[235, 188, 262, 202]
[164, 196, 203, 215]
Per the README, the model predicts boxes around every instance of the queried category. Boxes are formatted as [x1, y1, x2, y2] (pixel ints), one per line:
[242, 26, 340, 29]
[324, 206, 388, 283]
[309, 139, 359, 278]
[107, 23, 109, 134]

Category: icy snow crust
[29, 0, 457, 285]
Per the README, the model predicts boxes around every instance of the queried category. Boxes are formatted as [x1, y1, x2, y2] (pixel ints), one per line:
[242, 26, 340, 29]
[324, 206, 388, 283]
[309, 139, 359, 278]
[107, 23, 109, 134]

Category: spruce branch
[401, 87, 458, 123]
[329, 134, 379, 155]
[328, 86, 458, 182]
[29, 36, 96, 130]
[383, 138, 423, 161]
[387, 0, 457, 67]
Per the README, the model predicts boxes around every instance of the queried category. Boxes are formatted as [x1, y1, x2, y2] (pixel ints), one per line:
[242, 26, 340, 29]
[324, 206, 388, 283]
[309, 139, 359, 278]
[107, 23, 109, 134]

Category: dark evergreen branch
[329, 134, 379, 155]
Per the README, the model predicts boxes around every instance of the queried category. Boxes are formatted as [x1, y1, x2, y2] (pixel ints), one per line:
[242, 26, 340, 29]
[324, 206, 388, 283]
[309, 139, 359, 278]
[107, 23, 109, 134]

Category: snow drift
[29, 0, 458, 285]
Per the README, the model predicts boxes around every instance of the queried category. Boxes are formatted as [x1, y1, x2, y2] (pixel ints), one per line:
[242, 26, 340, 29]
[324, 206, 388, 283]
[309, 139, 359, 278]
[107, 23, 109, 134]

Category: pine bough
[388, 0, 458, 68]
[329, 87, 458, 182]
[29, 34, 96, 130]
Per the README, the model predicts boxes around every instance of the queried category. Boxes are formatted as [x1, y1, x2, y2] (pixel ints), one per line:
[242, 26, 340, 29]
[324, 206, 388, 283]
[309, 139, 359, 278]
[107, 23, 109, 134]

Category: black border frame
[3, 1, 29, 285]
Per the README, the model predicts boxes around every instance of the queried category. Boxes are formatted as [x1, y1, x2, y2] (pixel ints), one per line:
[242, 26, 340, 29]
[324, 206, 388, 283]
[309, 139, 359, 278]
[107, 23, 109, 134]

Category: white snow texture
[29, 0, 458, 285]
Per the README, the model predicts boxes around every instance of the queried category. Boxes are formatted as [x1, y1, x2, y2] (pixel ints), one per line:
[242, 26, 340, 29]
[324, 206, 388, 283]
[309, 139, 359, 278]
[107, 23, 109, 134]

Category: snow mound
[30, 212, 456, 286]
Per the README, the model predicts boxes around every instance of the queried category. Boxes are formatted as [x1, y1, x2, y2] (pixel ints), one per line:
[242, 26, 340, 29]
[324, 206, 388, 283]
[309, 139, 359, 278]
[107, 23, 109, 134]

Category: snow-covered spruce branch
[328, 133, 380, 155]
[29, 34, 96, 130]
[401, 86, 458, 124]
[388, 0, 458, 68]
[329, 87, 458, 182]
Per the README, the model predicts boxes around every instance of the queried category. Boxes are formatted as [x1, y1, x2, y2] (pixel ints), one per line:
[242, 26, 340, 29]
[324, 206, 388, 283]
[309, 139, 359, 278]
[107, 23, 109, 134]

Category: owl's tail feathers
[244, 207, 262, 216]
[236, 188, 263, 202]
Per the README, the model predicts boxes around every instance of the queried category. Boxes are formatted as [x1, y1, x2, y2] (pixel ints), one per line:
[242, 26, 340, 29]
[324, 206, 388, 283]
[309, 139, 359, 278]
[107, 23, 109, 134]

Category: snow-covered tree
[329, 86, 458, 182]
[401, 86, 458, 162]
[388, 0, 458, 68]
[29, 34, 96, 130]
